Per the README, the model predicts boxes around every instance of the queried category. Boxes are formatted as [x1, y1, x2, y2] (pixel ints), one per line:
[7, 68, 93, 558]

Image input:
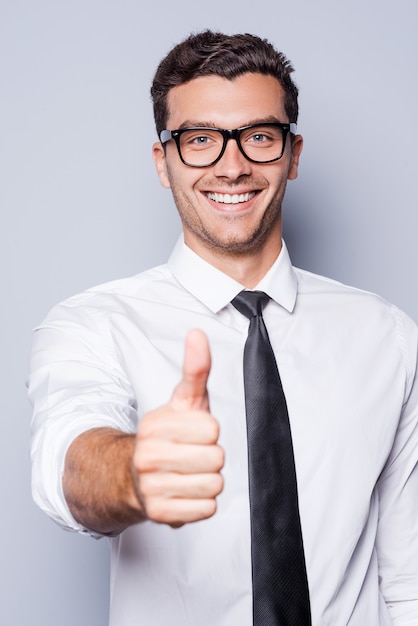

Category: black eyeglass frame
[160, 122, 297, 167]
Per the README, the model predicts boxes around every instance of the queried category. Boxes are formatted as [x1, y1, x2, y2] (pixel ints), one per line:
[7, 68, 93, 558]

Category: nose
[212, 137, 252, 180]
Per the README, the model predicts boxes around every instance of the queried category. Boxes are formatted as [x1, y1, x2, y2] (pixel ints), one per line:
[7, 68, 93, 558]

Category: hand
[133, 329, 224, 527]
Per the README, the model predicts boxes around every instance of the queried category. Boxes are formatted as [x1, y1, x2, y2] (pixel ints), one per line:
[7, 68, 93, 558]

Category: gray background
[1, 0, 417, 624]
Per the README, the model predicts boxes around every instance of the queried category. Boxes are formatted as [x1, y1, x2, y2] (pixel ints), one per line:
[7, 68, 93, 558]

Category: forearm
[63, 427, 146, 535]
[62, 332, 223, 533]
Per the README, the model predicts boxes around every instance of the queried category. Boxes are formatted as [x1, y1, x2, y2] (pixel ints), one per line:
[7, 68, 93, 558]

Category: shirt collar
[167, 236, 297, 314]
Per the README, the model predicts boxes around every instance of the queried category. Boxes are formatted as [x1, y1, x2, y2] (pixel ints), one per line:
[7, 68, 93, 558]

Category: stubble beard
[169, 178, 286, 259]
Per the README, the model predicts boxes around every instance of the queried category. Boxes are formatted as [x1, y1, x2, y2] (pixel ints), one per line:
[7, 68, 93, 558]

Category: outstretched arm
[62, 329, 224, 535]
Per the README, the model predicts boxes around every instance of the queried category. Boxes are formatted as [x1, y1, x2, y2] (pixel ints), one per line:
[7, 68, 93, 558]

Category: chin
[202, 231, 271, 256]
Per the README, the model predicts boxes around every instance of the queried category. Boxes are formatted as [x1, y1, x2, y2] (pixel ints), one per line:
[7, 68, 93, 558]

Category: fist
[134, 329, 224, 527]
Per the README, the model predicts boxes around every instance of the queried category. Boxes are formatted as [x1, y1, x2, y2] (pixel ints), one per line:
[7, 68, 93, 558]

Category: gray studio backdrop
[1, 0, 417, 624]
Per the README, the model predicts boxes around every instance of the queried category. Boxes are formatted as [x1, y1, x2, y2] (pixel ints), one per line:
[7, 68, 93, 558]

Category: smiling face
[153, 73, 303, 277]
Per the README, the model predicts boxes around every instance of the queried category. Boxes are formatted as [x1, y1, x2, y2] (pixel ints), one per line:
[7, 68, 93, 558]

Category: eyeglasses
[160, 122, 297, 168]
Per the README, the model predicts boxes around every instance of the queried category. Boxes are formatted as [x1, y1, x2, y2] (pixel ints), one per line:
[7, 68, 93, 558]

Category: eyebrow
[176, 115, 287, 130]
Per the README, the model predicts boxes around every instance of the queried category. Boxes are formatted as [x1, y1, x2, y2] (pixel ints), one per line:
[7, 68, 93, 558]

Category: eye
[180, 129, 220, 148]
[248, 133, 268, 144]
[241, 125, 282, 148]
[192, 135, 212, 145]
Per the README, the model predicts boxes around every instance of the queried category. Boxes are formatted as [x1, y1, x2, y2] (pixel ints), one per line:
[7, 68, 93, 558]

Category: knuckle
[211, 472, 224, 495]
[203, 499, 217, 518]
[137, 406, 173, 440]
[137, 411, 159, 440]
[207, 415, 220, 441]
[144, 498, 165, 522]
[137, 473, 156, 498]
[204, 472, 223, 496]
[212, 444, 225, 470]
[134, 441, 161, 474]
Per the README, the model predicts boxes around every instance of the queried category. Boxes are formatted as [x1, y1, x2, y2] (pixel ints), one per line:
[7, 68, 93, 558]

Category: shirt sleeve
[376, 308, 418, 623]
[27, 296, 138, 537]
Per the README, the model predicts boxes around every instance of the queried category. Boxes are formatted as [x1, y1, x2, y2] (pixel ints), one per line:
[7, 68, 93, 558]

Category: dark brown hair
[151, 30, 299, 136]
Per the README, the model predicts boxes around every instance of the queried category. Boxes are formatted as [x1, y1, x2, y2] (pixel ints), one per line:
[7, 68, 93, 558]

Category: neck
[184, 234, 283, 289]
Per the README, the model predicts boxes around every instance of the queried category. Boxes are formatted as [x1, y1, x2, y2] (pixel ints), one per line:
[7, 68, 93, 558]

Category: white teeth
[206, 191, 256, 204]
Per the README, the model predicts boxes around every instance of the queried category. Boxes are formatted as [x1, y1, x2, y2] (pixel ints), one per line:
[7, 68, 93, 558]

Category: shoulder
[293, 265, 418, 371]
[39, 263, 174, 325]
[30, 263, 181, 369]
[294, 266, 414, 320]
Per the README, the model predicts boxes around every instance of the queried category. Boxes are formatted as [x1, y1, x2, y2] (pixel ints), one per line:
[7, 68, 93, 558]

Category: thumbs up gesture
[134, 330, 224, 526]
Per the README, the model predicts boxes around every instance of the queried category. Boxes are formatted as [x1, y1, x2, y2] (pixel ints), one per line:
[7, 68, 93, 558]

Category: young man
[29, 31, 418, 625]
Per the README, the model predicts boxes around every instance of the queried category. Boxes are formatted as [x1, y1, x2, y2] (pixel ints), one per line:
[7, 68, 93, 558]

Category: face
[153, 73, 303, 265]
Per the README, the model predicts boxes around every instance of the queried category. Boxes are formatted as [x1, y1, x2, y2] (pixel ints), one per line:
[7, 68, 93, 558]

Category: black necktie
[232, 290, 311, 625]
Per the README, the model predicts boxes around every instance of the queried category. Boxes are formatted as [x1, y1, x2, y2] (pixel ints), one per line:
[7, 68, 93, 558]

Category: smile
[205, 191, 256, 204]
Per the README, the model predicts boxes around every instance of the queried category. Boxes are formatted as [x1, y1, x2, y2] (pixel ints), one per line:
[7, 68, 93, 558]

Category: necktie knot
[231, 290, 270, 319]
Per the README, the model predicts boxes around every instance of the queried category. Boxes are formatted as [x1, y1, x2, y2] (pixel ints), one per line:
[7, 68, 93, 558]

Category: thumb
[170, 329, 211, 411]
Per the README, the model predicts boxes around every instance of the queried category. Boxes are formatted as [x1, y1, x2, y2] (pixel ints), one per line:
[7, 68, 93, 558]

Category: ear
[152, 142, 171, 189]
[287, 134, 303, 181]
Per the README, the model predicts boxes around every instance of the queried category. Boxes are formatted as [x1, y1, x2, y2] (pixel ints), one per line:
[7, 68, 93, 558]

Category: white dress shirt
[28, 239, 418, 626]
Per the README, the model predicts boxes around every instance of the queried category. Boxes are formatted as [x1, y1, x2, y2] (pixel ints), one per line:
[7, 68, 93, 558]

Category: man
[28, 31, 418, 625]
